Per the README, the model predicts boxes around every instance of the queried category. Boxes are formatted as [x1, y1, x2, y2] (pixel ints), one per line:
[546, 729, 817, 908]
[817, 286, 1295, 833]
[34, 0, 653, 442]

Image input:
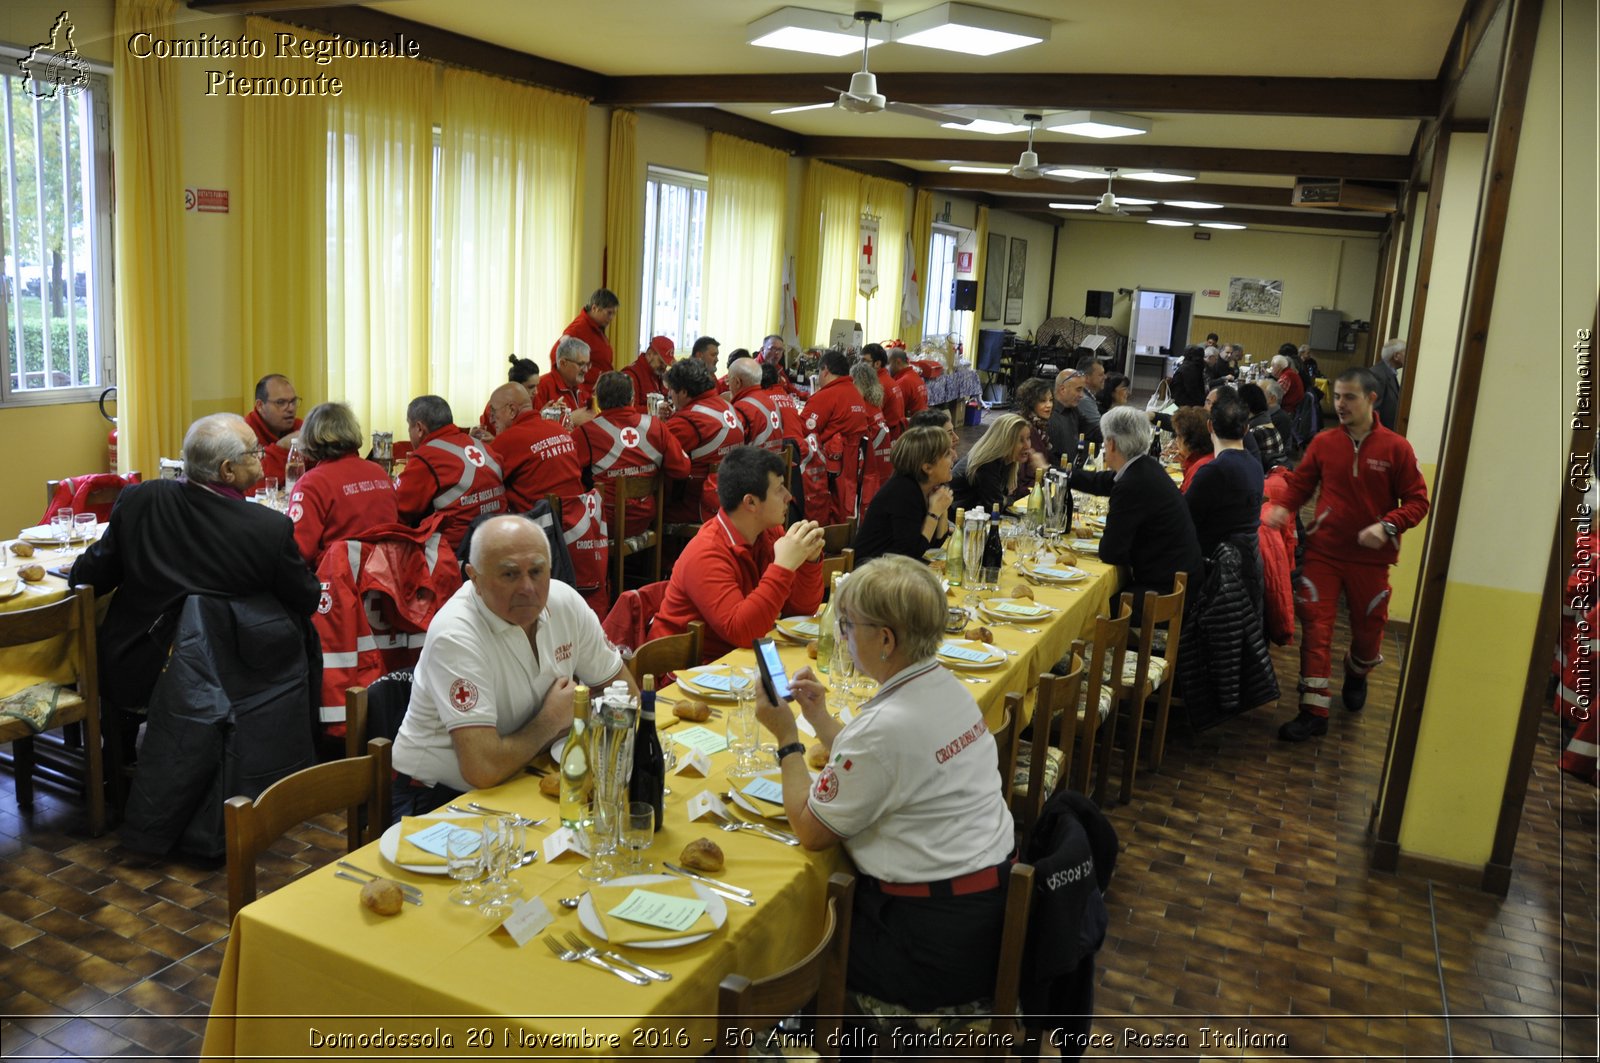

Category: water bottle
[629, 676, 665, 831]
[284, 438, 306, 494]
[558, 687, 592, 830]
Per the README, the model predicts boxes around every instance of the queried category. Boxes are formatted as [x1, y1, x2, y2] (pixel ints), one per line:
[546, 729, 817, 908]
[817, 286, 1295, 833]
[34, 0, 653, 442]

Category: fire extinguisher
[99, 386, 118, 472]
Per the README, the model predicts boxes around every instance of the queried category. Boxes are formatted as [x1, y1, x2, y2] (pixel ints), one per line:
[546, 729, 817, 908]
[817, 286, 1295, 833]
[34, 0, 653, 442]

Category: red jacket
[571, 408, 690, 537]
[533, 372, 593, 418]
[287, 452, 399, 565]
[665, 394, 746, 523]
[245, 408, 303, 493]
[1259, 467, 1298, 645]
[622, 358, 669, 410]
[876, 366, 906, 435]
[770, 388, 806, 443]
[893, 365, 929, 416]
[802, 376, 872, 470]
[311, 518, 461, 727]
[649, 512, 824, 662]
[1277, 420, 1430, 567]
[551, 310, 614, 389]
[488, 409, 586, 512]
[1278, 367, 1305, 412]
[394, 425, 507, 553]
[732, 388, 786, 454]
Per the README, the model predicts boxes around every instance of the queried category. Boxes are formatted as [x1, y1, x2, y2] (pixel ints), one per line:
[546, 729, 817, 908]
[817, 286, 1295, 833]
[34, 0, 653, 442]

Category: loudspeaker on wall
[952, 280, 978, 312]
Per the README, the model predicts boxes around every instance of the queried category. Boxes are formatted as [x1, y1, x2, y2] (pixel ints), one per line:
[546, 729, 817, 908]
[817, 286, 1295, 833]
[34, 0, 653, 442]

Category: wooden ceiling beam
[663, 107, 804, 155]
[804, 137, 1410, 181]
[984, 196, 1387, 233]
[609, 73, 1438, 120]
[917, 172, 1303, 208]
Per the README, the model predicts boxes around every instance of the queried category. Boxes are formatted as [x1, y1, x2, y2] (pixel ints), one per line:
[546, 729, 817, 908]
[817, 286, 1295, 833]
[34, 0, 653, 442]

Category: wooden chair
[224, 737, 392, 920]
[342, 671, 414, 760]
[820, 519, 856, 557]
[631, 620, 704, 683]
[1013, 656, 1086, 849]
[1077, 597, 1133, 805]
[44, 472, 140, 522]
[715, 872, 855, 1060]
[1114, 573, 1188, 803]
[994, 692, 1024, 802]
[819, 548, 854, 593]
[609, 472, 666, 602]
[0, 586, 104, 835]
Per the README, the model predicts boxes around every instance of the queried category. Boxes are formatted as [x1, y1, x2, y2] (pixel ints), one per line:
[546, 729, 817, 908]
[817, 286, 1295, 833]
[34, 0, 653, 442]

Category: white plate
[677, 666, 749, 703]
[774, 615, 821, 643]
[550, 733, 567, 763]
[936, 640, 1007, 670]
[0, 577, 19, 600]
[18, 524, 100, 544]
[378, 810, 478, 875]
[1025, 564, 1090, 584]
[980, 598, 1053, 622]
[578, 874, 728, 948]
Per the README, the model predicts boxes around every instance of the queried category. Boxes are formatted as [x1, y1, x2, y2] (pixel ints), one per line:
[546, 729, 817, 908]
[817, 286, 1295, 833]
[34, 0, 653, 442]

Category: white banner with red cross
[858, 213, 880, 298]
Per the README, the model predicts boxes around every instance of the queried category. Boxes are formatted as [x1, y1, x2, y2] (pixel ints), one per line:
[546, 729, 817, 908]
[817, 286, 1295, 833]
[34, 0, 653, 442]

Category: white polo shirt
[807, 660, 1014, 882]
[392, 580, 622, 792]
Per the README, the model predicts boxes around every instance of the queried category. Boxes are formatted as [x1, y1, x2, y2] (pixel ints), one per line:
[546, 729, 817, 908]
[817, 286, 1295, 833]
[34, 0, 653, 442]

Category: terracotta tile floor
[1, 618, 1596, 1060]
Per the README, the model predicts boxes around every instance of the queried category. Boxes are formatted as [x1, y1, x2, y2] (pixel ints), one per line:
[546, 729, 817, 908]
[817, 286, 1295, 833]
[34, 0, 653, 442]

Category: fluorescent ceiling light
[1048, 202, 1097, 210]
[942, 118, 1031, 135]
[1200, 222, 1247, 230]
[1114, 197, 1156, 206]
[892, 3, 1051, 56]
[1147, 219, 1193, 227]
[948, 164, 1012, 174]
[771, 102, 836, 115]
[1164, 200, 1223, 209]
[1044, 167, 1107, 181]
[748, 7, 886, 56]
[1121, 170, 1197, 183]
[1044, 110, 1151, 139]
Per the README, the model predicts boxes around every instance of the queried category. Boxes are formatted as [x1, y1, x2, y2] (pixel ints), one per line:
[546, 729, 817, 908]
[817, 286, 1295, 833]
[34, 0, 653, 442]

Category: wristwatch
[775, 741, 807, 764]
[1380, 520, 1398, 539]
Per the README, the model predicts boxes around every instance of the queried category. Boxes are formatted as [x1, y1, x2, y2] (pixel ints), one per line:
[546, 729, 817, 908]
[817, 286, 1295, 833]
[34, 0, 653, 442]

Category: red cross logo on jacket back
[722, 409, 739, 431]
[620, 426, 640, 448]
[463, 445, 485, 467]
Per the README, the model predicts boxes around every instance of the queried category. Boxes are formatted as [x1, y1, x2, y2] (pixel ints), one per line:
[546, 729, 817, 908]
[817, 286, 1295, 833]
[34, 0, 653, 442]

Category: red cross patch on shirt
[448, 678, 479, 713]
[620, 427, 641, 448]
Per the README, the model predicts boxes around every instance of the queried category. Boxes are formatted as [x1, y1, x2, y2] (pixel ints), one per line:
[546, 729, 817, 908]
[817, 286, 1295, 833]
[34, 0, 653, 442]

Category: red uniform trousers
[1293, 552, 1391, 717]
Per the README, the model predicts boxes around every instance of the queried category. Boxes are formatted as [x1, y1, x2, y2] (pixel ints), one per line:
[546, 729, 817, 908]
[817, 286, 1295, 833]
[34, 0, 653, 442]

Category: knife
[662, 862, 755, 898]
[665, 874, 757, 907]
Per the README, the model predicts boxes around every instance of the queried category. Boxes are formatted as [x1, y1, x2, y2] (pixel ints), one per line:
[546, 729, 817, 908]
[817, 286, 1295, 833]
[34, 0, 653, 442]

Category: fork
[456, 802, 547, 827]
[334, 869, 422, 905]
[717, 820, 800, 847]
[562, 932, 672, 982]
[542, 935, 650, 984]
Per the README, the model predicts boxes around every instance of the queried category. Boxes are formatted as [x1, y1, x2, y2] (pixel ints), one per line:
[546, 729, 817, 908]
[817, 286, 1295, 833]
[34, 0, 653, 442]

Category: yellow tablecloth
[0, 547, 80, 700]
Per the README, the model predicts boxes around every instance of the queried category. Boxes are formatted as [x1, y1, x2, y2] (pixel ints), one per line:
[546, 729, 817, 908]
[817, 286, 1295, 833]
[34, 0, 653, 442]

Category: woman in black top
[1013, 377, 1054, 462]
[949, 413, 1044, 515]
[1169, 345, 1209, 408]
[852, 427, 955, 563]
[1185, 391, 1264, 598]
[1097, 372, 1131, 413]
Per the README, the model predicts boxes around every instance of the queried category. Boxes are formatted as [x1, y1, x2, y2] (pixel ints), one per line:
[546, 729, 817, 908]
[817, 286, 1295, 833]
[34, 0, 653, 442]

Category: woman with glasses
[751, 555, 1015, 1013]
[286, 402, 399, 565]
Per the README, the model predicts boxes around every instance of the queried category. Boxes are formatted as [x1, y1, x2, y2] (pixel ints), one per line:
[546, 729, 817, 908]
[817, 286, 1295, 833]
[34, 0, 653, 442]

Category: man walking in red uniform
[1265, 367, 1430, 741]
[624, 335, 674, 411]
[802, 349, 872, 523]
[550, 288, 618, 389]
[888, 347, 929, 417]
[663, 359, 745, 524]
[245, 373, 303, 492]
[572, 372, 690, 538]
[396, 394, 506, 555]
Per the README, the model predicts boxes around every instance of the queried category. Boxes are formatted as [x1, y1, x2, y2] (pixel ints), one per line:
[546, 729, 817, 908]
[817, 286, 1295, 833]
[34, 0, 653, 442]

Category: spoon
[558, 896, 582, 909]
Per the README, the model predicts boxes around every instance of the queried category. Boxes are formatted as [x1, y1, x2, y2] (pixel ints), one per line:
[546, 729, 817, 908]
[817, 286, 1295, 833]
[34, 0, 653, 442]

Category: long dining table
[200, 543, 1121, 1061]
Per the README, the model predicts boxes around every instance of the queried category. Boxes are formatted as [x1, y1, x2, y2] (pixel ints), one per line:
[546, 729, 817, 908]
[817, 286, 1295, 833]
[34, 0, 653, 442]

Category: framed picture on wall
[1004, 237, 1027, 325]
[982, 232, 1005, 320]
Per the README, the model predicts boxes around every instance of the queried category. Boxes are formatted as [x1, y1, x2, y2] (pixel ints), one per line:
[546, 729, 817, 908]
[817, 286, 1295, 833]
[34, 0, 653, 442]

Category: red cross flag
[858, 213, 880, 298]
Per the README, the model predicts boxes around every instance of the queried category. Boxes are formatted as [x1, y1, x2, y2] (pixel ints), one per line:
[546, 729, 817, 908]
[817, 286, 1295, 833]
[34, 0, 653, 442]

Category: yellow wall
[1396, 0, 1591, 867]
[980, 208, 1058, 337]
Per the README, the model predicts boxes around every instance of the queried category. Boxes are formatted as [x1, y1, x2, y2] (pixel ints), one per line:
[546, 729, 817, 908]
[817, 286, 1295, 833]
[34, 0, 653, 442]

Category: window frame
[639, 164, 707, 355]
[0, 55, 115, 408]
[923, 223, 965, 343]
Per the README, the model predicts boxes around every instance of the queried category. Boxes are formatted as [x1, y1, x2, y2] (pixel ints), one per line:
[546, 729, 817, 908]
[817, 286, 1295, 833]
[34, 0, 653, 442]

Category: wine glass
[622, 802, 654, 874]
[51, 508, 74, 557]
[445, 824, 485, 907]
[578, 797, 619, 883]
[478, 816, 526, 915]
[72, 512, 97, 550]
[727, 669, 762, 775]
[962, 522, 985, 596]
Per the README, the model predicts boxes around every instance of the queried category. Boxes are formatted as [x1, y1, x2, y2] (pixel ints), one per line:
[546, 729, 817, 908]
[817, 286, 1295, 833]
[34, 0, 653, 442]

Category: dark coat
[70, 479, 320, 709]
[120, 594, 320, 858]
[1169, 355, 1208, 409]
[1073, 456, 1204, 607]
[1176, 539, 1280, 730]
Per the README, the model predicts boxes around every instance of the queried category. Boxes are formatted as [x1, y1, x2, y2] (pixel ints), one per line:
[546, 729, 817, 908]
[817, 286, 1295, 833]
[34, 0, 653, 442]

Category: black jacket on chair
[1176, 538, 1280, 731]
[120, 594, 320, 858]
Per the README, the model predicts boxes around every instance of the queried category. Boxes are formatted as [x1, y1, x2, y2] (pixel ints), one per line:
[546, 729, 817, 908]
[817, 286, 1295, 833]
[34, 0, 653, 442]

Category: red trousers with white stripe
[1294, 554, 1391, 717]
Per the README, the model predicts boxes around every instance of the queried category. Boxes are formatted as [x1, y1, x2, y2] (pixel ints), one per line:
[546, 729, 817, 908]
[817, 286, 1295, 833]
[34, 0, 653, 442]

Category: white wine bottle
[559, 685, 592, 830]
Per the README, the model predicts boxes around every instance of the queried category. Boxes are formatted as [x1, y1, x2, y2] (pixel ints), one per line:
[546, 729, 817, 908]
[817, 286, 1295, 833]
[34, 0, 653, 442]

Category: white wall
[981, 208, 1058, 338]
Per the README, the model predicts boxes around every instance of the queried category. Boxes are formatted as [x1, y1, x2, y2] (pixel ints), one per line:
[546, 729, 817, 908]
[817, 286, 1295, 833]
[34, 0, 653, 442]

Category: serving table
[201, 545, 1120, 1059]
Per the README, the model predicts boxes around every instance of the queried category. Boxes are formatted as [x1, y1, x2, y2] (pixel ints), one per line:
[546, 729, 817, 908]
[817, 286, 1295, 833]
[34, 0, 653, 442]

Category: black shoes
[1343, 671, 1368, 712]
[1278, 711, 1329, 742]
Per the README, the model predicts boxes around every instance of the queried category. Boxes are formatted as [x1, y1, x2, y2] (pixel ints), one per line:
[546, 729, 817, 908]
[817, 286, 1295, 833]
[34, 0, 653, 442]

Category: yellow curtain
[321, 55, 435, 439]
[705, 132, 788, 353]
[111, 0, 188, 476]
[240, 16, 325, 412]
[902, 189, 934, 344]
[433, 69, 586, 427]
[856, 176, 908, 346]
[605, 109, 641, 367]
[967, 205, 990, 359]
[796, 160, 864, 348]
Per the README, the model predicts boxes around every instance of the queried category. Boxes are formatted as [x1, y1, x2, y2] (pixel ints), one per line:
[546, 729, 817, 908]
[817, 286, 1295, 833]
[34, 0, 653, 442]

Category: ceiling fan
[771, 3, 970, 126]
[1090, 168, 1152, 215]
[1008, 114, 1080, 182]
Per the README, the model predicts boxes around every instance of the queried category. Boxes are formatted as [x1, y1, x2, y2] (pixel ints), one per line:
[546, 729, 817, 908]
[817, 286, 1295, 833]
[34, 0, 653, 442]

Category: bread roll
[8, 540, 34, 557]
[538, 771, 561, 797]
[679, 837, 725, 873]
[962, 624, 994, 644]
[806, 640, 819, 659]
[17, 564, 45, 583]
[673, 700, 712, 723]
[1008, 583, 1034, 601]
[806, 743, 828, 770]
[359, 878, 405, 916]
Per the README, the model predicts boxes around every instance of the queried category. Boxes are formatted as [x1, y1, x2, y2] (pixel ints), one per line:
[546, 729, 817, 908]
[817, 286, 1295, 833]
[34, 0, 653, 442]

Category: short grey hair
[1262, 379, 1283, 404]
[1270, 354, 1290, 371]
[556, 336, 591, 364]
[728, 358, 763, 388]
[183, 413, 250, 485]
[406, 394, 453, 433]
[1381, 338, 1406, 362]
[468, 514, 550, 570]
[1100, 405, 1152, 458]
[1204, 346, 1220, 360]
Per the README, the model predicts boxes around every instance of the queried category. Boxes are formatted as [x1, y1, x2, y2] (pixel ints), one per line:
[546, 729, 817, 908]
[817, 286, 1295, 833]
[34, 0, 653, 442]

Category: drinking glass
[622, 801, 654, 874]
[578, 797, 620, 883]
[445, 824, 485, 907]
[478, 816, 526, 915]
[51, 509, 74, 556]
[72, 512, 96, 549]
[830, 627, 859, 706]
[962, 523, 985, 593]
[262, 476, 280, 508]
[727, 669, 762, 775]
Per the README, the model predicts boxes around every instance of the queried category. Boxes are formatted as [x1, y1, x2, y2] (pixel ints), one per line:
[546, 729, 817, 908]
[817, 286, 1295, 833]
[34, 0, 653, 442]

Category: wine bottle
[629, 676, 665, 831]
[982, 508, 1004, 586]
[816, 574, 839, 674]
[946, 506, 966, 587]
[1073, 432, 1088, 472]
[559, 686, 592, 830]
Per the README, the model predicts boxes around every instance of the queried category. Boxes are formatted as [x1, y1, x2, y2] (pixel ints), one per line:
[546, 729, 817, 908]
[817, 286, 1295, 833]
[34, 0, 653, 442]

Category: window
[922, 226, 961, 342]
[0, 57, 112, 405]
[639, 166, 706, 353]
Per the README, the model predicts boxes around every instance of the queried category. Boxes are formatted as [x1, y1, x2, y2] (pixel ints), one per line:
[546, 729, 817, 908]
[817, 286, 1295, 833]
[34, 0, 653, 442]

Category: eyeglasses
[239, 446, 266, 459]
[266, 397, 299, 409]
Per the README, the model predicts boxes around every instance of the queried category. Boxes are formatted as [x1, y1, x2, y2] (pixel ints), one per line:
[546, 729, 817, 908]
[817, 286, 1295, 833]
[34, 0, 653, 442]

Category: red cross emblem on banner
[464, 445, 485, 467]
[861, 235, 874, 263]
[620, 427, 640, 448]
